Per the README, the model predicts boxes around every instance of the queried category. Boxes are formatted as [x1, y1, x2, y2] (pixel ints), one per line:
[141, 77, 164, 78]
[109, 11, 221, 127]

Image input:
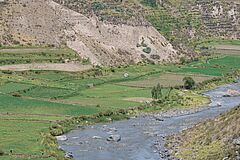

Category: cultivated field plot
[20, 86, 75, 99]
[0, 94, 99, 116]
[214, 44, 240, 55]
[0, 63, 92, 72]
[0, 47, 80, 65]
[179, 55, 240, 76]
[196, 39, 240, 56]
[64, 84, 152, 109]
[0, 82, 34, 94]
[117, 73, 214, 88]
[0, 119, 54, 160]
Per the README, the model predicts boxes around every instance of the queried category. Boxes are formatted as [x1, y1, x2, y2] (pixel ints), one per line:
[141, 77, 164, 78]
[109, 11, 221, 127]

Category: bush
[0, 149, 4, 156]
[143, 47, 152, 54]
[11, 92, 21, 97]
[183, 77, 196, 89]
[142, 0, 157, 7]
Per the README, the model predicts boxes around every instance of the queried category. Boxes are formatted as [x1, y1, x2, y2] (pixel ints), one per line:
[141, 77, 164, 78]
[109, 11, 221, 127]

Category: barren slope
[0, 0, 177, 66]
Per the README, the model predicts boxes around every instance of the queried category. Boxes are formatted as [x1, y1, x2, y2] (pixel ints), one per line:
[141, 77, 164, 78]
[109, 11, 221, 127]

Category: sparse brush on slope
[166, 106, 240, 160]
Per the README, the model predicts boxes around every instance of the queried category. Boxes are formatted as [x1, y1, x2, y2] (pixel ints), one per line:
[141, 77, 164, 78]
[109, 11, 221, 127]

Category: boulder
[92, 136, 102, 139]
[56, 135, 68, 141]
[233, 138, 240, 145]
[107, 135, 121, 142]
[155, 117, 164, 121]
[65, 152, 74, 159]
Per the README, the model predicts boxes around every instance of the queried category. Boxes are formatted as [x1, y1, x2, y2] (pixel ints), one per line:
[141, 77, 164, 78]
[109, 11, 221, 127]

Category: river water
[58, 82, 240, 160]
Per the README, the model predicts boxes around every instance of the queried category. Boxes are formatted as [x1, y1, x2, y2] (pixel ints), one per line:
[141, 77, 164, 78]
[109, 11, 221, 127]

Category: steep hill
[142, 0, 240, 55]
[0, 0, 239, 66]
[0, 0, 177, 66]
[167, 106, 240, 160]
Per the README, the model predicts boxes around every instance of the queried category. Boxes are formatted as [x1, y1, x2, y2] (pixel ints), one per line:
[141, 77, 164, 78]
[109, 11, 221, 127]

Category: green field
[0, 45, 240, 159]
[117, 73, 214, 88]
[0, 47, 80, 65]
[178, 55, 240, 76]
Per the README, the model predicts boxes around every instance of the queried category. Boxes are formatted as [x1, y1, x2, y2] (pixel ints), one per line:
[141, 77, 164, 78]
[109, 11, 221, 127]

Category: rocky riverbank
[58, 81, 240, 160]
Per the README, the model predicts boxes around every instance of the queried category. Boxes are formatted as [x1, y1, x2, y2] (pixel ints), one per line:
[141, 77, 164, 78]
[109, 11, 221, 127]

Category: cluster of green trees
[151, 83, 163, 100]
[151, 83, 173, 100]
[183, 77, 195, 89]
[151, 77, 196, 100]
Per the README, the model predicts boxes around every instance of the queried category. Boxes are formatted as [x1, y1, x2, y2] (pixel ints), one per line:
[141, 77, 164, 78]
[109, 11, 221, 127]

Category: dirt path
[0, 63, 92, 72]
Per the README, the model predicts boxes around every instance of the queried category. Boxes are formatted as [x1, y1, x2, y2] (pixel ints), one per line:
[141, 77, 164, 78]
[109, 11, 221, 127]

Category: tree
[156, 83, 162, 99]
[183, 77, 195, 89]
[151, 86, 157, 99]
[166, 87, 173, 99]
[151, 83, 163, 100]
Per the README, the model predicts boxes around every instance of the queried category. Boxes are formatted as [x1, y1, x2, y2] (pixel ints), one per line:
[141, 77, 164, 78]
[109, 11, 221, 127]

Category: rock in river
[65, 152, 74, 159]
[107, 135, 121, 142]
[92, 136, 102, 139]
[56, 135, 68, 141]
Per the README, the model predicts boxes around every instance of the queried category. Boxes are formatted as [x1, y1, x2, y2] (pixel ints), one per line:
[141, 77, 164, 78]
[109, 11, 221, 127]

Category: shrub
[183, 77, 196, 89]
[143, 47, 152, 54]
[0, 149, 4, 156]
[11, 92, 21, 97]
[2, 70, 13, 74]
[142, 0, 157, 7]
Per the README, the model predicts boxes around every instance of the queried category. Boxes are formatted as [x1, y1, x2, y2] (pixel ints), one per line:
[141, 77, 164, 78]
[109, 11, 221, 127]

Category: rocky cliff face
[0, 0, 177, 66]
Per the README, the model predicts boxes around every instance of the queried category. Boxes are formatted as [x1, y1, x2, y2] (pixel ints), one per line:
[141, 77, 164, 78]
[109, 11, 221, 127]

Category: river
[58, 81, 240, 160]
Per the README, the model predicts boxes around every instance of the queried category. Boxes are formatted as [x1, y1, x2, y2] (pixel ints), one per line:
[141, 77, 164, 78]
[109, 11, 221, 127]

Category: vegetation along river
[58, 81, 240, 160]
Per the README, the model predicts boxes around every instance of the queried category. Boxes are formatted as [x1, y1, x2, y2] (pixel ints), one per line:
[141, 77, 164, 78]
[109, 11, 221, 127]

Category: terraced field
[117, 73, 214, 88]
[0, 47, 81, 65]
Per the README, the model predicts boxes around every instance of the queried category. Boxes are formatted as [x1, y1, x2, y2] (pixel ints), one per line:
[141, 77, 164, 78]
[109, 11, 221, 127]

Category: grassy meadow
[0, 43, 240, 159]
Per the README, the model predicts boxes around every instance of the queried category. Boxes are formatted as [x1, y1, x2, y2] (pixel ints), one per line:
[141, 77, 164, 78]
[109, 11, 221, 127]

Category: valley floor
[0, 41, 240, 159]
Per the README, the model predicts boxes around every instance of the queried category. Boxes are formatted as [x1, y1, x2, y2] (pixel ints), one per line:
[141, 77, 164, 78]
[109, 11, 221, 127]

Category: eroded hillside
[0, 0, 177, 66]
[0, 0, 239, 66]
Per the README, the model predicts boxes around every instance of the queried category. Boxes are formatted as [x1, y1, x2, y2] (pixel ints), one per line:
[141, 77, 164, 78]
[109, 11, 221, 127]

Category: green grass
[178, 55, 240, 76]
[0, 82, 34, 93]
[0, 94, 99, 116]
[0, 47, 80, 65]
[117, 73, 214, 88]
[21, 86, 75, 99]
[0, 120, 52, 159]
[65, 84, 152, 109]
[0, 50, 239, 159]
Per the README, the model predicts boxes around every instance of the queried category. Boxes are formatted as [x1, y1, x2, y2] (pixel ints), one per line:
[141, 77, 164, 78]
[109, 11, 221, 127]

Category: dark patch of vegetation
[0, 149, 4, 156]
[143, 47, 152, 54]
[141, 0, 157, 8]
[183, 77, 196, 89]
